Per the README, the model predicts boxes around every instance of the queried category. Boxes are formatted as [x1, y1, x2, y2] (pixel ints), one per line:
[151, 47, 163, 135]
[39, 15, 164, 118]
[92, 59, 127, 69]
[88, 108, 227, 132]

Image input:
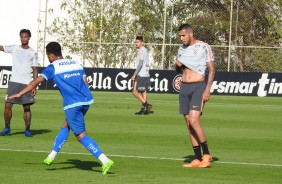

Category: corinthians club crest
[172, 74, 182, 92]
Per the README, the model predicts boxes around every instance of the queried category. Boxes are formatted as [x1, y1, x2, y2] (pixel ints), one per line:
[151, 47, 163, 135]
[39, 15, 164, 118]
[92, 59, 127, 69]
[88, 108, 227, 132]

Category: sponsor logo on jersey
[64, 72, 81, 79]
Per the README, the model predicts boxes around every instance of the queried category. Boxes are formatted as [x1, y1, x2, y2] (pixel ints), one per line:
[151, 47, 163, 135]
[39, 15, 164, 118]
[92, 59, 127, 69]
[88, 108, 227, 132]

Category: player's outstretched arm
[8, 76, 46, 99]
[0, 46, 4, 51]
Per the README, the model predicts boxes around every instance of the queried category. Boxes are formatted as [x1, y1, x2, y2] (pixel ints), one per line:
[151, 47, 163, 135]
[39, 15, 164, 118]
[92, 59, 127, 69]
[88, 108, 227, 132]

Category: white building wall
[0, 0, 40, 66]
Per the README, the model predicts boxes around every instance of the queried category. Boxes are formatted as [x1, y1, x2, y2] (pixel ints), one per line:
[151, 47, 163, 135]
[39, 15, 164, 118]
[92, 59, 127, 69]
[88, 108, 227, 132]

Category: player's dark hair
[19, 29, 31, 37]
[46, 42, 62, 56]
[136, 36, 143, 41]
[178, 24, 193, 32]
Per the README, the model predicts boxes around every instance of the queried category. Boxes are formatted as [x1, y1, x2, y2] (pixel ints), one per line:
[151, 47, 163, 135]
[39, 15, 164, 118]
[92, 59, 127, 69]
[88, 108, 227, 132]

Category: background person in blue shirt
[8, 41, 114, 175]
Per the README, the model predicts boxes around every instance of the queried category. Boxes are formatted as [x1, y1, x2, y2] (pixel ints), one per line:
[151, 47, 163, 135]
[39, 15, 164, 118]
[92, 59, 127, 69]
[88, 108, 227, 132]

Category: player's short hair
[46, 42, 62, 56]
[178, 24, 193, 32]
[19, 29, 31, 37]
[136, 36, 143, 41]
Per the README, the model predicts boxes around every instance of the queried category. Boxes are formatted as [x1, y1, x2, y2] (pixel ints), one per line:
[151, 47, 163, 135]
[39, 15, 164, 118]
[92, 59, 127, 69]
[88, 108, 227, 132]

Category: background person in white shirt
[0, 29, 38, 137]
[131, 36, 152, 115]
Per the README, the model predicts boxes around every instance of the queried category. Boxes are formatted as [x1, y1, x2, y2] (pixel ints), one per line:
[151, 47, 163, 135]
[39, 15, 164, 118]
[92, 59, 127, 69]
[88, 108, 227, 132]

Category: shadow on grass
[44, 159, 113, 174]
[183, 155, 219, 163]
[11, 129, 52, 136]
[133, 110, 155, 115]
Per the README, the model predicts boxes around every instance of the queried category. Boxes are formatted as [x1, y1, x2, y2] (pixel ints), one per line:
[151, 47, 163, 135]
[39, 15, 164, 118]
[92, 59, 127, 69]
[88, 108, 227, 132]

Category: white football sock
[98, 153, 109, 165]
[48, 150, 57, 160]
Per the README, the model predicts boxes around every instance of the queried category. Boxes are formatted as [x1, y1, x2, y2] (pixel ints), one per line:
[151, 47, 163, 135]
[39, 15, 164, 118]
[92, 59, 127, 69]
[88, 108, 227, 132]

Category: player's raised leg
[44, 121, 69, 165]
[68, 105, 114, 174]
[79, 134, 114, 174]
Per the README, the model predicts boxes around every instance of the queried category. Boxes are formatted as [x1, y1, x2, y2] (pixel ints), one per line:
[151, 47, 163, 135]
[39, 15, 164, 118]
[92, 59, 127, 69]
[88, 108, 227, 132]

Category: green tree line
[46, 0, 282, 72]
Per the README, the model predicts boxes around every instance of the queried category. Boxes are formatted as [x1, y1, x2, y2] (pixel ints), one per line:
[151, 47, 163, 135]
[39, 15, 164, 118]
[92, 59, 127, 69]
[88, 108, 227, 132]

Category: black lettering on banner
[2, 74, 11, 85]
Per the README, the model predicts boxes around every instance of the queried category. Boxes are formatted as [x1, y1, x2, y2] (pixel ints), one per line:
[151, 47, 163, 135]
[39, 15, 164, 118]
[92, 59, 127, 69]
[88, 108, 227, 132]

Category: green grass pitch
[0, 89, 281, 183]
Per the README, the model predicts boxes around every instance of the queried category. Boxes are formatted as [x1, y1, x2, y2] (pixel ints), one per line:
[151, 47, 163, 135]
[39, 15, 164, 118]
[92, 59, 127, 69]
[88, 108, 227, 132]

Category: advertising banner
[0, 67, 281, 97]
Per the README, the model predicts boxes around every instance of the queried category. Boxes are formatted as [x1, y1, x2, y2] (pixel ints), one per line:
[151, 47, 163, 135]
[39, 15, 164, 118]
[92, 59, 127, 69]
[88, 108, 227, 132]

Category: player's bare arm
[31, 66, 39, 96]
[175, 60, 182, 67]
[0, 45, 4, 51]
[8, 76, 45, 99]
[202, 61, 215, 102]
[175, 60, 183, 73]
[131, 74, 136, 81]
[83, 76, 89, 86]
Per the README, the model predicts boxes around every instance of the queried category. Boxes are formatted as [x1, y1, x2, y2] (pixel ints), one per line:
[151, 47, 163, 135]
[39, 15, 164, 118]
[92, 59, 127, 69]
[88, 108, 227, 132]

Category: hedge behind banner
[0, 66, 281, 97]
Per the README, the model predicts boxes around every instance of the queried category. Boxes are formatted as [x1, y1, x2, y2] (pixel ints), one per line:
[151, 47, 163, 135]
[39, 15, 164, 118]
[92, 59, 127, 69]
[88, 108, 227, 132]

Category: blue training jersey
[41, 59, 93, 110]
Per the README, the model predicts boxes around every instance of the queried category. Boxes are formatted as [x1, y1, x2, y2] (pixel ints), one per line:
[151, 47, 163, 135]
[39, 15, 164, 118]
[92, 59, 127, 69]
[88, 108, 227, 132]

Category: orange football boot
[182, 159, 201, 168]
[199, 154, 212, 168]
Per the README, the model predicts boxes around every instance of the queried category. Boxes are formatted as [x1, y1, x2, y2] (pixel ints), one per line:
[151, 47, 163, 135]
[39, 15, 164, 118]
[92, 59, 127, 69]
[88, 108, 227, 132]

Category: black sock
[200, 141, 210, 155]
[25, 125, 30, 131]
[193, 146, 202, 160]
[5, 123, 10, 129]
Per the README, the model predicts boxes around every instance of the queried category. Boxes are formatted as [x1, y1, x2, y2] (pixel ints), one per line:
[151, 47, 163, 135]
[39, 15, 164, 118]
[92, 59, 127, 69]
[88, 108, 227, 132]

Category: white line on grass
[1, 148, 282, 167]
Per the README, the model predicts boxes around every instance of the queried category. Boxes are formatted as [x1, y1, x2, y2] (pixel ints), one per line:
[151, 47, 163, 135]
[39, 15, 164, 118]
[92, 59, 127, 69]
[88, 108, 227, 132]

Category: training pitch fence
[36, 0, 282, 72]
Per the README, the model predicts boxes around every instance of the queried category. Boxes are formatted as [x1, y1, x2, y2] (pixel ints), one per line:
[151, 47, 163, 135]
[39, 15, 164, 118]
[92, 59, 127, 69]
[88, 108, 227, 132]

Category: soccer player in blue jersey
[175, 24, 215, 168]
[0, 29, 38, 137]
[8, 42, 114, 174]
[131, 36, 152, 115]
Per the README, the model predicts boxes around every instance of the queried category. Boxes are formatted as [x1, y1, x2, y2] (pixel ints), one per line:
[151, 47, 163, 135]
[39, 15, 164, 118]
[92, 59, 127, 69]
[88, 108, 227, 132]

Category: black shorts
[179, 81, 206, 114]
[5, 81, 35, 105]
[136, 76, 151, 92]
